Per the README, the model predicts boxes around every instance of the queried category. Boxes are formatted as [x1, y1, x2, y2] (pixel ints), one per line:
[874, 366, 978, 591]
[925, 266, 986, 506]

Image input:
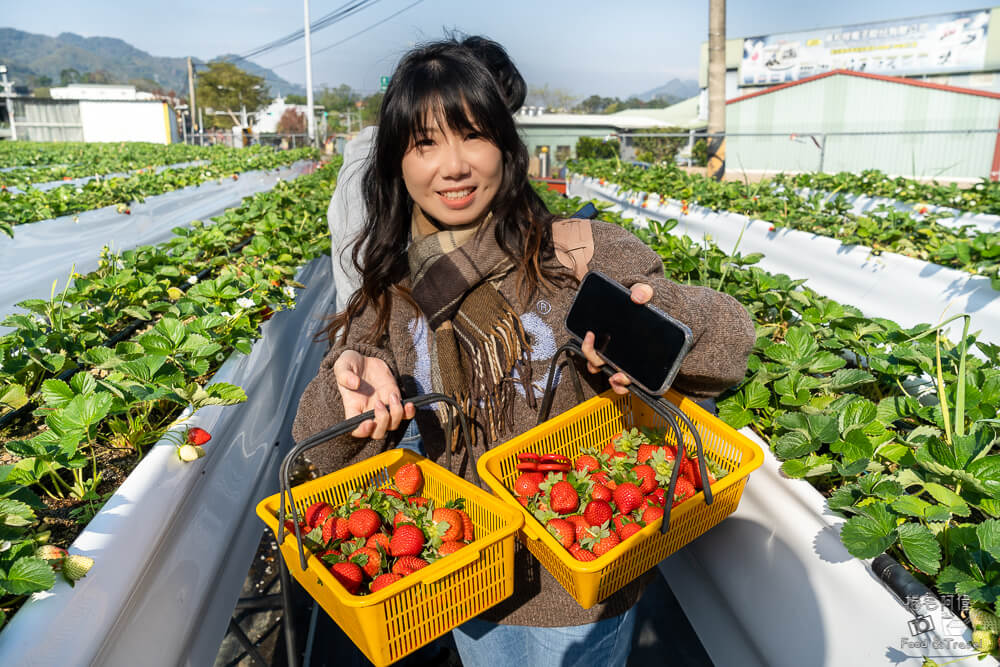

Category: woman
[293, 37, 755, 666]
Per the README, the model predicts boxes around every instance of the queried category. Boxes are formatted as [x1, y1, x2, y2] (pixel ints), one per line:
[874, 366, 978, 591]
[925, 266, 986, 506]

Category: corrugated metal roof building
[724, 70, 1000, 180]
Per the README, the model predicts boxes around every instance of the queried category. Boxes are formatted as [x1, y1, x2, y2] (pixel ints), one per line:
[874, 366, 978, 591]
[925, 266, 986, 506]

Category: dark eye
[466, 131, 483, 141]
[415, 136, 434, 147]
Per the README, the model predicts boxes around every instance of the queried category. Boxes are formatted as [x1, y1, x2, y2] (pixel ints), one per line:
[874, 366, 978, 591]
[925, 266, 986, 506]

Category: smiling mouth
[439, 186, 476, 200]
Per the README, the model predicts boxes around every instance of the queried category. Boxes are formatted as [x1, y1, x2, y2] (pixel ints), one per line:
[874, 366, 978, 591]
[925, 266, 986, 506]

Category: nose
[439, 141, 470, 179]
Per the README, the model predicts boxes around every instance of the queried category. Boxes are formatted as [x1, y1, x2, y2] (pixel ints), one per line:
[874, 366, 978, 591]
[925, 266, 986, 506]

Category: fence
[616, 129, 999, 183]
[181, 132, 315, 149]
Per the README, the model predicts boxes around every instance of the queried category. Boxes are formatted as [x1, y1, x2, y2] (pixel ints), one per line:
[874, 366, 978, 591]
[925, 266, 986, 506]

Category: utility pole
[707, 0, 726, 180]
[187, 57, 198, 133]
[303, 0, 317, 146]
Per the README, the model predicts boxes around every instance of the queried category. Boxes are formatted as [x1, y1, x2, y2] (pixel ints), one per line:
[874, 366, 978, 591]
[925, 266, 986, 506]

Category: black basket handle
[536, 340, 713, 535]
[277, 392, 474, 571]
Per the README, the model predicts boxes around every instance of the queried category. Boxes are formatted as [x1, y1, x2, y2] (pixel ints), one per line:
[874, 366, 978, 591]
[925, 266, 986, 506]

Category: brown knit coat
[292, 219, 755, 627]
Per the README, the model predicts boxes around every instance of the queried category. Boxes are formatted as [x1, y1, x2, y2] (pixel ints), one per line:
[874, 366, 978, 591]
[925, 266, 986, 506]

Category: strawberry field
[0, 147, 342, 634]
[539, 170, 1000, 655]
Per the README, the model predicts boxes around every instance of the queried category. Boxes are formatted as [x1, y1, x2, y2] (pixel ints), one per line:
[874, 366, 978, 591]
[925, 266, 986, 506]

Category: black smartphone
[565, 271, 693, 395]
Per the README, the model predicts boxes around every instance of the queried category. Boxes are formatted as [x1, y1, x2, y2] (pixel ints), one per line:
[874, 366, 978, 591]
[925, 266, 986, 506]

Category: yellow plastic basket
[476, 387, 764, 609]
[256, 448, 523, 666]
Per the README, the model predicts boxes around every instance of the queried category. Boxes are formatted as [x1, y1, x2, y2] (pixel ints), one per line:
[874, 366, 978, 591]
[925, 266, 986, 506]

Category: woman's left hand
[580, 282, 653, 394]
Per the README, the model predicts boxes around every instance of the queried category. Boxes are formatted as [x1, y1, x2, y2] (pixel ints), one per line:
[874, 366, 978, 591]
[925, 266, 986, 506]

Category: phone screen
[565, 272, 692, 394]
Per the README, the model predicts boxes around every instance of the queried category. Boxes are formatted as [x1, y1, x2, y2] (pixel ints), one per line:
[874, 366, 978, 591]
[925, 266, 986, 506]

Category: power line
[225, 0, 386, 63]
[268, 0, 426, 70]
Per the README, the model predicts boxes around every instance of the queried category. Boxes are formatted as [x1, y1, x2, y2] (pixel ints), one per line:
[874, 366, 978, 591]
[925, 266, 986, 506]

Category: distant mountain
[0, 28, 304, 98]
[635, 78, 701, 103]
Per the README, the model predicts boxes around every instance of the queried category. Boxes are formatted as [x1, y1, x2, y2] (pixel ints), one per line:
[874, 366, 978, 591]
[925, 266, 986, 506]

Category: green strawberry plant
[537, 183, 1000, 619]
[0, 157, 342, 630]
[0, 145, 318, 235]
[570, 159, 1000, 289]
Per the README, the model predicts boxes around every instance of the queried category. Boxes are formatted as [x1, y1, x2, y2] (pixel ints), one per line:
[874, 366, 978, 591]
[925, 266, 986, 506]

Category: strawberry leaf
[840, 502, 897, 559]
[897, 523, 942, 574]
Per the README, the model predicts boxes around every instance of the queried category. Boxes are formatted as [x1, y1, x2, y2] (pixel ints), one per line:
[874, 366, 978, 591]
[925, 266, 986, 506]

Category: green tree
[60, 68, 80, 85]
[284, 93, 307, 105]
[196, 62, 270, 128]
[632, 126, 688, 164]
[576, 136, 620, 160]
[317, 84, 359, 113]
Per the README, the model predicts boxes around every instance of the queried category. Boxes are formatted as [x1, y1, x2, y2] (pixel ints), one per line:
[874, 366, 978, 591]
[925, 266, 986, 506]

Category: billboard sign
[740, 9, 991, 86]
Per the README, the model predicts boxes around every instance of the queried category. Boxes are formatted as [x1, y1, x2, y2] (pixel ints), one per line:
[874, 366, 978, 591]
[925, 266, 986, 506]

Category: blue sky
[3, 1, 991, 97]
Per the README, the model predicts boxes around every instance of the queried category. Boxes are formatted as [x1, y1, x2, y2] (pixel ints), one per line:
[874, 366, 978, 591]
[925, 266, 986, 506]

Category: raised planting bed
[0, 256, 336, 665]
[0, 159, 316, 329]
[538, 183, 1000, 662]
[0, 160, 342, 639]
[0, 145, 318, 236]
[568, 174, 1000, 346]
[771, 169, 1000, 216]
[0, 142, 231, 190]
[570, 159, 1000, 293]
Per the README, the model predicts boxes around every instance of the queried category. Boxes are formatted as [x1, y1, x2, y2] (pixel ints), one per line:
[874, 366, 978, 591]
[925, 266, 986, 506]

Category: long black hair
[326, 37, 570, 345]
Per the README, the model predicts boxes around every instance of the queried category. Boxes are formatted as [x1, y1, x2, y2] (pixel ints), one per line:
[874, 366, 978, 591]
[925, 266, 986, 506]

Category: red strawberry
[574, 454, 600, 473]
[382, 488, 402, 499]
[611, 513, 630, 535]
[646, 488, 667, 507]
[260, 306, 274, 321]
[392, 555, 429, 576]
[514, 472, 545, 497]
[583, 500, 613, 527]
[679, 457, 695, 482]
[589, 530, 620, 557]
[688, 460, 717, 491]
[633, 465, 657, 495]
[619, 522, 642, 541]
[186, 427, 211, 446]
[393, 511, 416, 527]
[613, 483, 643, 514]
[438, 541, 466, 555]
[591, 483, 612, 502]
[592, 471, 616, 490]
[549, 481, 579, 514]
[569, 544, 597, 561]
[366, 532, 391, 552]
[284, 519, 309, 536]
[433, 508, 464, 541]
[546, 518, 575, 548]
[456, 509, 475, 542]
[305, 502, 333, 528]
[330, 561, 363, 594]
[566, 515, 591, 542]
[641, 505, 664, 524]
[389, 524, 425, 557]
[407, 496, 429, 508]
[348, 508, 381, 539]
[673, 478, 697, 506]
[394, 463, 423, 496]
[370, 572, 402, 592]
[352, 546, 383, 578]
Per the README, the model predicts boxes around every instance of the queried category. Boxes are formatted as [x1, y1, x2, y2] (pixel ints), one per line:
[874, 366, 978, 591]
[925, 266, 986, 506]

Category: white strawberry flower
[187, 276, 198, 285]
[236, 297, 254, 309]
[221, 311, 232, 318]
[283, 286, 295, 299]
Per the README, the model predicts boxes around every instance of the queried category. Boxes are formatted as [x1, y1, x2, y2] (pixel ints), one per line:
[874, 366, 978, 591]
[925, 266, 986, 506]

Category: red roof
[727, 69, 1000, 104]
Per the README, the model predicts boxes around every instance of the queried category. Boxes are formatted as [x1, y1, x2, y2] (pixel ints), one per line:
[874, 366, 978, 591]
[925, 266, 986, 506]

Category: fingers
[609, 372, 631, 395]
[630, 282, 653, 305]
[580, 331, 605, 374]
[333, 350, 362, 391]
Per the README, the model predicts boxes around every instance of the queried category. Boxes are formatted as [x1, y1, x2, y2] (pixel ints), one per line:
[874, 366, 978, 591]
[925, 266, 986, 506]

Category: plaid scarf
[408, 207, 534, 448]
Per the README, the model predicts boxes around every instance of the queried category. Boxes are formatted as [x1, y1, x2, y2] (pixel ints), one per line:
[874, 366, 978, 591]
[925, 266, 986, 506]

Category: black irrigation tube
[0, 234, 256, 430]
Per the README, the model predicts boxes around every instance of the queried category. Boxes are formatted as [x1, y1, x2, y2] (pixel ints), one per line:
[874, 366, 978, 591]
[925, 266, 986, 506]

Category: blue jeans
[396, 419, 424, 455]
[451, 606, 638, 667]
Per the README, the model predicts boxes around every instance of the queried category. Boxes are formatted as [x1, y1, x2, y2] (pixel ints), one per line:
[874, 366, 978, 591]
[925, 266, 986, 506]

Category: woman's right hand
[333, 350, 416, 439]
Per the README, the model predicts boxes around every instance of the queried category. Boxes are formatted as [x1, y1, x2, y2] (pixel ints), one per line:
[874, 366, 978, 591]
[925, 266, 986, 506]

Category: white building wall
[79, 101, 173, 144]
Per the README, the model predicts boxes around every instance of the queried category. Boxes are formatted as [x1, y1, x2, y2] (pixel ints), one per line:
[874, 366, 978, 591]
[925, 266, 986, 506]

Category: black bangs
[379, 47, 513, 167]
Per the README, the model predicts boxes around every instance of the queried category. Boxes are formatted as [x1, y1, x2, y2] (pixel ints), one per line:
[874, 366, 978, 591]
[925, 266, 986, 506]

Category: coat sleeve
[290, 306, 400, 474]
[587, 221, 756, 398]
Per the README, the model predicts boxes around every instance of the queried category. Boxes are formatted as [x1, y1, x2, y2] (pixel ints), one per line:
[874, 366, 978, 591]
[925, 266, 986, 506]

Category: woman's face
[401, 115, 503, 229]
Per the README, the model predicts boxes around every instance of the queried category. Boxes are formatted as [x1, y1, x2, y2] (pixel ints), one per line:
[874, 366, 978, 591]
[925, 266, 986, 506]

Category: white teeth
[441, 188, 473, 199]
